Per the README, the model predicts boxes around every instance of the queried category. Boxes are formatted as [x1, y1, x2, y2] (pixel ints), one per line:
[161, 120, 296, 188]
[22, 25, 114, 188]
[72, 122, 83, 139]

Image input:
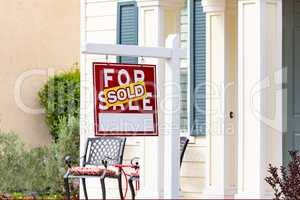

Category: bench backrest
[83, 137, 126, 166]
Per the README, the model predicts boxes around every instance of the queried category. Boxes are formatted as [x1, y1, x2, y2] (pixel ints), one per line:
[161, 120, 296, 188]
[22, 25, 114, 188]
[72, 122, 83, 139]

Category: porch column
[136, 0, 184, 198]
[236, 0, 282, 198]
[201, 0, 237, 198]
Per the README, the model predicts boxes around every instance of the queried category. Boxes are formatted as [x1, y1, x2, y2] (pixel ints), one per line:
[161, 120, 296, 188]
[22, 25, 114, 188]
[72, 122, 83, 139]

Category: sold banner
[93, 62, 158, 136]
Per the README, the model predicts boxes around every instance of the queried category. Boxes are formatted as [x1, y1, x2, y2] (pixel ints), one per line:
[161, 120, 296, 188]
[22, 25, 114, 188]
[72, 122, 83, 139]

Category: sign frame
[93, 62, 159, 137]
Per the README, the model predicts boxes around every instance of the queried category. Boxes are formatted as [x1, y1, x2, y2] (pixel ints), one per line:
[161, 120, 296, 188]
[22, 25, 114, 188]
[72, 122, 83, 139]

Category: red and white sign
[93, 62, 158, 136]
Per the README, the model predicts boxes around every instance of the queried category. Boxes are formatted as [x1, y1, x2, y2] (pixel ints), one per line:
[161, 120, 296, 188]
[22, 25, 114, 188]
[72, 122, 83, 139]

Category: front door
[283, 0, 300, 164]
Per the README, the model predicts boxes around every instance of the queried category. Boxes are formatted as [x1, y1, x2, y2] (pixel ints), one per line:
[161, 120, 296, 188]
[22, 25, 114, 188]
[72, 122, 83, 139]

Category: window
[180, 0, 206, 136]
[117, 1, 138, 63]
[180, 7, 189, 133]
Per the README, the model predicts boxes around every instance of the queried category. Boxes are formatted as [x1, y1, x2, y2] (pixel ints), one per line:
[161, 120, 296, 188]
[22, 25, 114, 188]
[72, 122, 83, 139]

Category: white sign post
[82, 34, 186, 198]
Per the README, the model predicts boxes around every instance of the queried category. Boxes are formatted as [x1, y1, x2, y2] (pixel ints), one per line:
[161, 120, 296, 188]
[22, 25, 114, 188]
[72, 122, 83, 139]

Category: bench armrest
[65, 155, 86, 168]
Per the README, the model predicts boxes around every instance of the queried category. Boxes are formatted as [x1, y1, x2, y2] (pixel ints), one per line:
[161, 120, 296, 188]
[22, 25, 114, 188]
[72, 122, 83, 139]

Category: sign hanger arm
[82, 43, 187, 60]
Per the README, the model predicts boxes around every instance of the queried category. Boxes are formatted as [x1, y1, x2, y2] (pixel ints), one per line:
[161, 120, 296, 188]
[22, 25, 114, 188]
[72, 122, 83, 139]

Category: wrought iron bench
[64, 137, 126, 200]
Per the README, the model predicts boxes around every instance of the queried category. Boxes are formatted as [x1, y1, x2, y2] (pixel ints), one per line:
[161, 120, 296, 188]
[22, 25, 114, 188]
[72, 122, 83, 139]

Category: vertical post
[201, 0, 237, 198]
[236, 0, 282, 198]
[164, 34, 181, 199]
[136, 1, 183, 198]
[80, 0, 88, 198]
[136, 3, 165, 198]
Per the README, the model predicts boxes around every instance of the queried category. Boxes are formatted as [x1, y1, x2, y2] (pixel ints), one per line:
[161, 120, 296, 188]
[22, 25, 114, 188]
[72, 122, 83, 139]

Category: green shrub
[0, 118, 79, 195]
[0, 132, 26, 192]
[38, 66, 80, 140]
[23, 146, 55, 193]
[27, 117, 79, 194]
[45, 116, 80, 194]
[55, 116, 80, 163]
[0, 68, 81, 196]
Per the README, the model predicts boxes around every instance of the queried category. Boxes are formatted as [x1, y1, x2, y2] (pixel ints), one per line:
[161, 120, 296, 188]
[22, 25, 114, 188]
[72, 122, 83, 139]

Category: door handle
[229, 111, 234, 119]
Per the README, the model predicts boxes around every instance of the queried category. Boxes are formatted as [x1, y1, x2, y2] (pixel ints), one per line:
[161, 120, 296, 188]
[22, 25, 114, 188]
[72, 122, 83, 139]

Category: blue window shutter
[190, 0, 206, 136]
[117, 1, 138, 64]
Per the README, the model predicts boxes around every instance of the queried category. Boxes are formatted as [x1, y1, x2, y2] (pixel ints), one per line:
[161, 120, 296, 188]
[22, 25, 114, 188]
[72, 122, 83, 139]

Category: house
[0, 0, 80, 147]
[79, 0, 292, 199]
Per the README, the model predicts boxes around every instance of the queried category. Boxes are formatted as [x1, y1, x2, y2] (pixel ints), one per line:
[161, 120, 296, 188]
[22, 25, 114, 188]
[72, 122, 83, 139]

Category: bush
[45, 116, 80, 194]
[38, 66, 80, 140]
[0, 119, 79, 195]
[0, 67, 81, 198]
[23, 146, 55, 193]
[0, 132, 26, 192]
[55, 116, 80, 163]
[265, 150, 300, 200]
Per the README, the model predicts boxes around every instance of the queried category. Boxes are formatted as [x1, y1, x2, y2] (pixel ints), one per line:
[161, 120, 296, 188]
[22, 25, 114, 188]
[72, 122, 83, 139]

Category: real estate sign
[93, 62, 158, 136]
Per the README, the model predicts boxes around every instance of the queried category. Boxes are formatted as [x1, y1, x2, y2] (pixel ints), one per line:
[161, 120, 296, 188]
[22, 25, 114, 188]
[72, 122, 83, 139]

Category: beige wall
[0, 0, 80, 147]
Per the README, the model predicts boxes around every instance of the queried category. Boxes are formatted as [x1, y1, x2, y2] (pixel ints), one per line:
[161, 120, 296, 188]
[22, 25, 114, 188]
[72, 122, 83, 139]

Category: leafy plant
[0, 67, 81, 197]
[265, 150, 300, 200]
[0, 119, 79, 196]
[55, 116, 80, 164]
[38, 65, 80, 140]
[45, 116, 80, 194]
[26, 117, 79, 194]
[0, 132, 26, 193]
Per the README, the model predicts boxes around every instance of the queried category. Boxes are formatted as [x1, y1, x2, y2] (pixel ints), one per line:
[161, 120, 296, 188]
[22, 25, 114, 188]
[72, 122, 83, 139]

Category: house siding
[180, 138, 207, 197]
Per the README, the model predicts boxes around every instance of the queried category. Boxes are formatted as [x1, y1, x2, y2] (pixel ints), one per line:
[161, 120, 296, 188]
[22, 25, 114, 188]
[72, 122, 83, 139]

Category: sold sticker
[104, 81, 147, 107]
[93, 62, 158, 136]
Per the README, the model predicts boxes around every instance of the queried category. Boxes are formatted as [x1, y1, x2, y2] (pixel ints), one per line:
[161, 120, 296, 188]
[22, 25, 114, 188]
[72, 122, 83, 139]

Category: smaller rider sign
[93, 62, 158, 136]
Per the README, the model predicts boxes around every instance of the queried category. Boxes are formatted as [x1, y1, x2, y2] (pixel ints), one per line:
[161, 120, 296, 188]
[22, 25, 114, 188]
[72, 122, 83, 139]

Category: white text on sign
[98, 68, 153, 111]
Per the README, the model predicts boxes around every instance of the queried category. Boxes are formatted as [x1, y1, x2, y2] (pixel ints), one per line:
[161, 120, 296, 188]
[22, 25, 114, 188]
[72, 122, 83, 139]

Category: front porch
[80, 0, 284, 199]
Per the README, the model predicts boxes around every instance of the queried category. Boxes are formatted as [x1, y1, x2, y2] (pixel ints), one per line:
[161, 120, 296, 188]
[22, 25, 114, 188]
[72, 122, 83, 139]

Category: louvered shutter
[190, 0, 206, 136]
[117, 1, 138, 64]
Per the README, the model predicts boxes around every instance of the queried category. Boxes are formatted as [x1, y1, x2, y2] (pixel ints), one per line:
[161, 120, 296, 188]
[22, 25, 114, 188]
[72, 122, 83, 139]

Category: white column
[236, 0, 282, 198]
[201, 0, 237, 198]
[136, 0, 184, 198]
[164, 34, 182, 199]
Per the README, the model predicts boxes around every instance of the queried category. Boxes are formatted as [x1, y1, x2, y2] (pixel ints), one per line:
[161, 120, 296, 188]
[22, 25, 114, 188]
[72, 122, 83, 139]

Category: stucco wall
[0, 0, 80, 147]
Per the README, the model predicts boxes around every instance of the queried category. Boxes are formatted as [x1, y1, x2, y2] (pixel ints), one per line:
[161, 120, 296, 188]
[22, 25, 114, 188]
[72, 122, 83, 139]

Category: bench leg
[100, 178, 106, 200]
[118, 175, 124, 200]
[64, 177, 71, 200]
[82, 178, 88, 200]
[128, 177, 135, 200]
